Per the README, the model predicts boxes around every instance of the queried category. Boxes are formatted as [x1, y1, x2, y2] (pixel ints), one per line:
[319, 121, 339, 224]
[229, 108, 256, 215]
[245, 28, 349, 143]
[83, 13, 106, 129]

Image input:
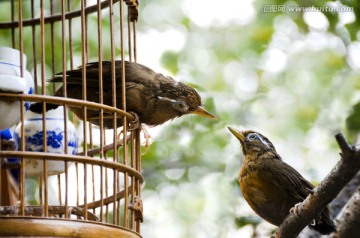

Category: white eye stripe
[248, 133, 270, 149]
[259, 137, 270, 149]
[158, 96, 177, 103]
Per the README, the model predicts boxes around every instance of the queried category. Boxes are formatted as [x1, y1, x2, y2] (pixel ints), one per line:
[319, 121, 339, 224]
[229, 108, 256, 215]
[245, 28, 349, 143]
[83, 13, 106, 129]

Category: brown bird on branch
[29, 61, 216, 128]
[227, 127, 336, 235]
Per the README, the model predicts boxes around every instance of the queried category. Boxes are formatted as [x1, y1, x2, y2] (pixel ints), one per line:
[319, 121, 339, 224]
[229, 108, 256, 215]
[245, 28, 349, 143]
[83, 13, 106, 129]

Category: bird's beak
[191, 106, 216, 119]
[227, 127, 245, 142]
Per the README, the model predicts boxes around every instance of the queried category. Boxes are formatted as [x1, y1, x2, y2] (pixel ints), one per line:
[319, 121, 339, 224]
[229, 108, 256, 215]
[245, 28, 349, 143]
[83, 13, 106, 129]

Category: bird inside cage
[30, 61, 216, 129]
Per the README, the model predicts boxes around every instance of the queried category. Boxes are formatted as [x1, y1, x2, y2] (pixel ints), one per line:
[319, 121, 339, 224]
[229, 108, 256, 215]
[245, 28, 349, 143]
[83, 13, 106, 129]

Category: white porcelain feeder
[14, 106, 77, 176]
[0, 46, 34, 130]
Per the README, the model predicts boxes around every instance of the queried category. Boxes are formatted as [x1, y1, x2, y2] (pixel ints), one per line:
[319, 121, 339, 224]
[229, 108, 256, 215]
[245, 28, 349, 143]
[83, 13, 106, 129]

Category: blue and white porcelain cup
[0, 46, 34, 130]
[14, 106, 77, 176]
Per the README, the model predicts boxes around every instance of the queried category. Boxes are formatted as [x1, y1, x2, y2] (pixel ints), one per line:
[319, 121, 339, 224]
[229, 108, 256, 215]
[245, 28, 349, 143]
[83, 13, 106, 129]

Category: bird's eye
[174, 101, 188, 112]
[248, 133, 259, 140]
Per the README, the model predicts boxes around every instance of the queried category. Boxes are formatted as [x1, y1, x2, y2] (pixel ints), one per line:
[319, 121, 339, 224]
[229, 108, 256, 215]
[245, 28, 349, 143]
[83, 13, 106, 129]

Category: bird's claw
[126, 111, 152, 152]
[116, 112, 139, 140]
[128, 111, 140, 130]
[116, 112, 152, 152]
[141, 125, 152, 153]
[290, 202, 301, 215]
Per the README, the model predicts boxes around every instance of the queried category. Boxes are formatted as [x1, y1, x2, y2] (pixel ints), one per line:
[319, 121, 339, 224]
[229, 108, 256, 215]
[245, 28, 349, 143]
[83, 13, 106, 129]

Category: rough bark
[330, 186, 360, 237]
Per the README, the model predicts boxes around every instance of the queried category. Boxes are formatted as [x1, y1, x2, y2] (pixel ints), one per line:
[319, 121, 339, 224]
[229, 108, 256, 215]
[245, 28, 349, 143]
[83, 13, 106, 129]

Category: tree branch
[329, 171, 360, 219]
[330, 186, 360, 237]
[272, 132, 360, 238]
[298, 171, 360, 238]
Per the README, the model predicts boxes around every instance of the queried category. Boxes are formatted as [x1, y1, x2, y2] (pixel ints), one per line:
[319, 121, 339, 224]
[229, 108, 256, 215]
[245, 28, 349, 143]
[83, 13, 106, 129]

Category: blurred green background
[1, 0, 359, 237]
[136, 0, 360, 237]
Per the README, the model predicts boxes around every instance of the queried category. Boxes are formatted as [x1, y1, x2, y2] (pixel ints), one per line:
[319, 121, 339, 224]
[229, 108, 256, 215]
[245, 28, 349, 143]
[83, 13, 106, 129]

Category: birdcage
[0, 0, 143, 237]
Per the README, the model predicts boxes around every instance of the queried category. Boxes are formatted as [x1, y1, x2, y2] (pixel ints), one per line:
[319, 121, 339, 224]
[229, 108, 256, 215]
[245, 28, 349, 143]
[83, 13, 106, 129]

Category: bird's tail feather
[308, 212, 336, 235]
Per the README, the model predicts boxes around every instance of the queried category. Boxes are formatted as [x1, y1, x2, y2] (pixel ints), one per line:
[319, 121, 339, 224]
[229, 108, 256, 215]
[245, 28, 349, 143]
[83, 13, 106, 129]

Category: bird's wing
[269, 159, 314, 200]
[50, 61, 114, 87]
[50, 61, 158, 87]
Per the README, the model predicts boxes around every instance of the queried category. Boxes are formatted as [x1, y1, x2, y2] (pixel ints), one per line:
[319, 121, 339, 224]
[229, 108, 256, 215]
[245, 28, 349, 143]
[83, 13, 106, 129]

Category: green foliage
[138, 0, 360, 237]
[235, 216, 261, 228]
[160, 50, 180, 74]
[346, 102, 360, 138]
[25, 178, 40, 205]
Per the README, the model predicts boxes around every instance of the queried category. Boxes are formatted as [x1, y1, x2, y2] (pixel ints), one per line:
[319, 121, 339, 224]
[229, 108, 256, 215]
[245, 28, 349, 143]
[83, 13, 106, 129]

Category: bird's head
[157, 81, 216, 120]
[227, 127, 276, 156]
